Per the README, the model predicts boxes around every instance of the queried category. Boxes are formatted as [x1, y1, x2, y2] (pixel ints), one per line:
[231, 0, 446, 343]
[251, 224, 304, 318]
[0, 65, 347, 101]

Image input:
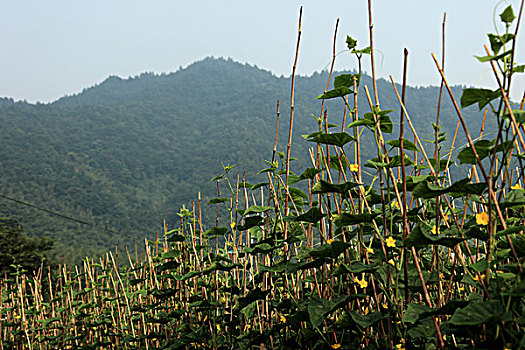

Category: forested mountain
[0, 57, 486, 263]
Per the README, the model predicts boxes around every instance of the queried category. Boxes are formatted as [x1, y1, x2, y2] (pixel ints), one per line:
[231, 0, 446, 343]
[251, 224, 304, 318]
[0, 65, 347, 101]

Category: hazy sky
[0, 0, 523, 103]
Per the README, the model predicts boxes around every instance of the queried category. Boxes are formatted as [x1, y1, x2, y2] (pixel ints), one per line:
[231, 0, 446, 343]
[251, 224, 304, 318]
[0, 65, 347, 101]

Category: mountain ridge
[0, 57, 483, 262]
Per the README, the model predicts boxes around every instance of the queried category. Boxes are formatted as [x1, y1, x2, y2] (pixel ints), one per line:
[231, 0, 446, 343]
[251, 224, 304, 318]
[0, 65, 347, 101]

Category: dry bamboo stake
[367, 0, 379, 107]
[431, 53, 522, 271]
[399, 48, 410, 304]
[506, 0, 525, 93]
[271, 100, 280, 164]
[284, 6, 302, 250]
[445, 121, 461, 184]
[434, 12, 446, 308]
[390, 76, 479, 261]
[483, 45, 525, 151]
[319, 18, 340, 121]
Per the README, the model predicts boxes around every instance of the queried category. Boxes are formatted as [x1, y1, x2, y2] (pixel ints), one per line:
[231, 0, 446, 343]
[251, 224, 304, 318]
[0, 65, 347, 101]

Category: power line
[0, 192, 147, 239]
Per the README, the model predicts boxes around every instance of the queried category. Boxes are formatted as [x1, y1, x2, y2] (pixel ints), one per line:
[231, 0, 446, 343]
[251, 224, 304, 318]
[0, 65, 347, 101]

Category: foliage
[1, 2, 524, 349]
[0, 218, 54, 276]
[0, 59, 483, 264]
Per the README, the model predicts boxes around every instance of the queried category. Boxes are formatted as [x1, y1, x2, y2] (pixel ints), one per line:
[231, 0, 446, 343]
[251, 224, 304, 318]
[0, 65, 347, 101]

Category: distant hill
[0, 57, 485, 263]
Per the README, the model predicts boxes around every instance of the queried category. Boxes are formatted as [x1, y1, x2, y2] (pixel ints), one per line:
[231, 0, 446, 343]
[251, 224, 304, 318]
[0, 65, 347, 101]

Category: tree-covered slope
[0, 57, 484, 262]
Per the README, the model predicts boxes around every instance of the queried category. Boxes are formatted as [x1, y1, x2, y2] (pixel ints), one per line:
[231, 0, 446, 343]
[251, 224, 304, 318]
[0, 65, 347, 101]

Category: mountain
[0, 57, 485, 263]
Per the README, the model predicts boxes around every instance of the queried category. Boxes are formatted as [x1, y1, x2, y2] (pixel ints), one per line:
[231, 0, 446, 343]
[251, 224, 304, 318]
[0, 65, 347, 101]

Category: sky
[0, 0, 523, 103]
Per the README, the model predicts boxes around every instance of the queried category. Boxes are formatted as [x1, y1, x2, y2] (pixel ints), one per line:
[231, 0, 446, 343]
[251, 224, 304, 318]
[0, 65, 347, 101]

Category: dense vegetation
[1, 0, 524, 347]
[0, 57, 484, 263]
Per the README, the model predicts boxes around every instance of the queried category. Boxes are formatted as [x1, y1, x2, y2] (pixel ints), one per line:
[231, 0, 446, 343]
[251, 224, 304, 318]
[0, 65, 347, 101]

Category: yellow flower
[391, 200, 400, 209]
[395, 344, 405, 350]
[386, 236, 396, 248]
[349, 163, 359, 172]
[216, 324, 221, 331]
[280, 315, 287, 323]
[331, 344, 342, 349]
[326, 238, 335, 244]
[230, 222, 236, 229]
[472, 274, 485, 282]
[476, 212, 489, 226]
[382, 303, 388, 309]
[244, 323, 251, 331]
[387, 259, 395, 267]
[366, 247, 374, 255]
[354, 277, 368, 289]
[511, 184, 522, 190]
[431, 225, 439, 235]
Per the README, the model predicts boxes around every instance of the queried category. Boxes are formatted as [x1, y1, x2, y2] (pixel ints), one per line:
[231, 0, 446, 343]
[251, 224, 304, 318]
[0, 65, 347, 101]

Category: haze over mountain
[0, 57, 485, 262]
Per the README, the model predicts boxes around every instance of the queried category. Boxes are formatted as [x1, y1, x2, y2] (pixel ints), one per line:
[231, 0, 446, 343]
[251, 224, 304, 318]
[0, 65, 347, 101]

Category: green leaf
[494, 225, 525, 238]
[403, 300, 469, 324]
[243, 243, 276, 255]
[335, 212, 377, 226]
[308, 295, 351, 328]
[251, 182, 269, 190]
[237, 216, 265, 231]
[500, 5, 516, 24]
[503, 109, 525, 124]
[349, 310, 386, 328]
[460, 88, 501, 110]
[513, 64, 525, 73]
[235, 288, 270, 312]
[326, 154, 349, 172]
[386, 155, 414, 168]
[457, 140, 493, 164]
[470, 259, 489, 272]
[412, 177, 487, 199]
[317, 86, 353, 99]
[260, 261, 299, 273]
[379, 114, 393, 133]
[312, 180, 360, 194]
[353, 46, 371, 55]
[475, 50, 512, 63]
[403, 303, 433, 324]
[334, 261, 381, 276]
[406, 223, 466, 248]
[210, 174, 224, 182]
[242, 205, 273, 216]
[167, 234, 185, 243]
[346, 35, 357, 50]
[449, 300, 510, 326]
[363, 111, 393, 133]
[240, 301, 258, 319]
[488, 33, 514, 54]
[387, 139, 418, 152]
[296, 240, 352, 260]
[296, 167, 321, 181]
[207, 197, 229, 205]
[293, 207, 326, 224]
[334, 74, 359, 89]
[307, 132, 355, 147]
[204, 227, 228, 237]
[500, 189, 525, 209]
[347, 118, 374, 128]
